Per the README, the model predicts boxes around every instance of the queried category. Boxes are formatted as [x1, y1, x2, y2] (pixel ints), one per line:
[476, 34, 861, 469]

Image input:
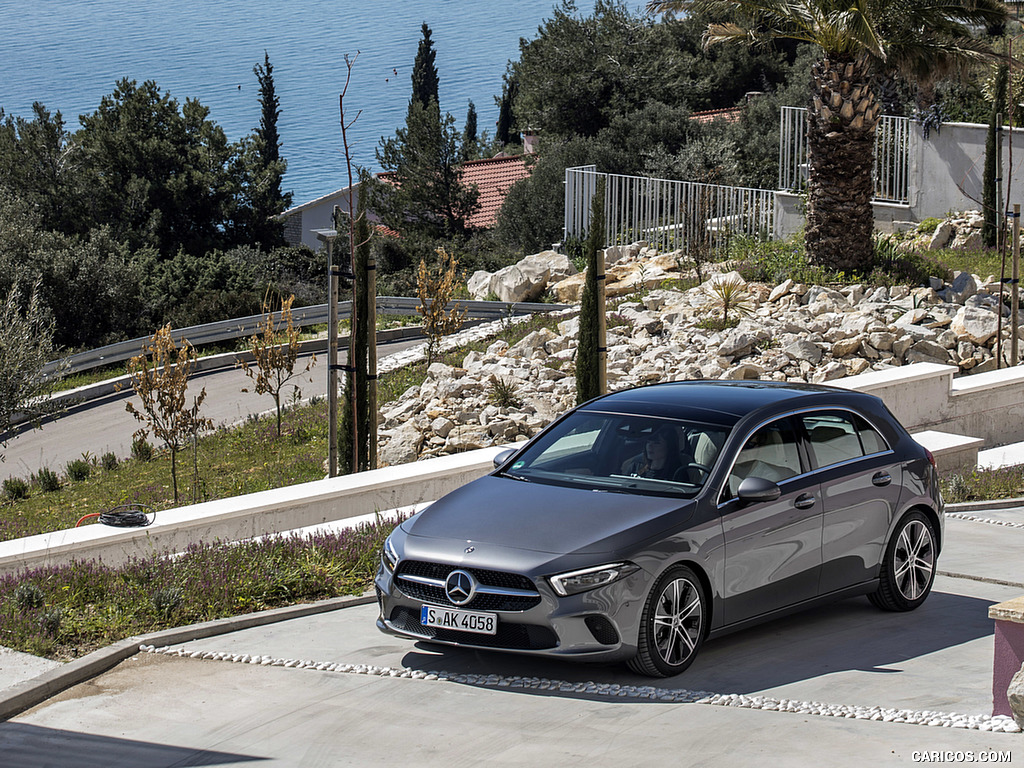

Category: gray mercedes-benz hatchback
[375, 381, 943, 677]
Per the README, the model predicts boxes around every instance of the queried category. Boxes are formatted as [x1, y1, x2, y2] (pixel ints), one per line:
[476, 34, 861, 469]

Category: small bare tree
[0, 281, 66, 459]
[240, 292, 314, 436]
[417, 246, 466, 365]
[125, 325, 212, 504]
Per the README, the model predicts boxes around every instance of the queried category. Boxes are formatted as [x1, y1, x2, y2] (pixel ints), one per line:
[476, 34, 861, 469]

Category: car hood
[402, 474, 694, 557]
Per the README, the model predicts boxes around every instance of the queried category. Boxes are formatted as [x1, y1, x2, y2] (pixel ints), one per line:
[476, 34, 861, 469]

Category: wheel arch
[903, 503, 943, 554]
[658, 557, 716, 639]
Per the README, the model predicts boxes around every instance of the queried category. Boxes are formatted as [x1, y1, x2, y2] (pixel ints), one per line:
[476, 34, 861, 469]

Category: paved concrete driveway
[1, 514, 1022, 767]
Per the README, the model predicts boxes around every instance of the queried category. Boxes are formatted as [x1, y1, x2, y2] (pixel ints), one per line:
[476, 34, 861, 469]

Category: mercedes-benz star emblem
[445, 569, 477, 606]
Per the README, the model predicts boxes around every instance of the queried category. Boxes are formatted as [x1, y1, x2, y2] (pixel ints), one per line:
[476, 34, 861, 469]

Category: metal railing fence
[44, 297, 567, 378]
[564, 166, 775, 254]
[779, 106, 911, 204]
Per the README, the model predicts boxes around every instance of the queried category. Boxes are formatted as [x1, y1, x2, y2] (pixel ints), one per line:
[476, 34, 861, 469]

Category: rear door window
[802, 411, 889, 469]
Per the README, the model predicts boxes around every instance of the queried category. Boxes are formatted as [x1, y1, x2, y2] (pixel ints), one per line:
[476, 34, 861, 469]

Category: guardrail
[44, 298, 568, 377]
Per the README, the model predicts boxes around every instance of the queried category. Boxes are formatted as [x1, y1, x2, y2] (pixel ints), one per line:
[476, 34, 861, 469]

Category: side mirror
[736, 476, 782, 503]
[493, 448, 517, 469]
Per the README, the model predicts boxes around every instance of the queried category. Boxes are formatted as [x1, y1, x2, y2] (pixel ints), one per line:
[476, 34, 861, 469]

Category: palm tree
[647, 0, 1008, 274]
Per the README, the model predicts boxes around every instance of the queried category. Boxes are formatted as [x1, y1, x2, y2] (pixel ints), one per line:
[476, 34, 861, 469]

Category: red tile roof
[460, 154, 533, 229]
[690, 107, 743, 124]
[376, 153, 533, 231]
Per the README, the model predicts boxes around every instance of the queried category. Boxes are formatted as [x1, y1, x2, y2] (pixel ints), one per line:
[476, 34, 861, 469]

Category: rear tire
[627, 565, 707, 677]
[869, 511, 937, 612]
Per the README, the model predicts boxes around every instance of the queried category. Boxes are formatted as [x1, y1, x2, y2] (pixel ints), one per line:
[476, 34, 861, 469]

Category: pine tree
[370, 25, 479, 238]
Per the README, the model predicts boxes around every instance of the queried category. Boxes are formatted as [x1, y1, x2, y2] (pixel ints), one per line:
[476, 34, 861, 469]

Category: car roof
[578, 380, 878, 427]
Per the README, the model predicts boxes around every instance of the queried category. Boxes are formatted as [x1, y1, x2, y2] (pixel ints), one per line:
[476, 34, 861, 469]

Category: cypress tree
[338, 192, 372, 473]
[255, 51, 281, 167]
[247, 51, 291, 247]
[495, 72, 520, 147]
[984, 62, 1008, 248]
[576, 179, 605, 405]
[462, 100, 478, 161]
[410, 23, 439, 110]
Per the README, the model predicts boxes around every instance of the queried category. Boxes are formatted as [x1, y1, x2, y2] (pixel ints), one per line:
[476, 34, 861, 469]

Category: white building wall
[775, 120, 1024, 238]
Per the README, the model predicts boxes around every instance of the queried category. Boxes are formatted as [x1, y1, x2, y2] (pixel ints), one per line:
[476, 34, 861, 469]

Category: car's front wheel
[869, 510, 937, 611]
[628, 565, 707, 677]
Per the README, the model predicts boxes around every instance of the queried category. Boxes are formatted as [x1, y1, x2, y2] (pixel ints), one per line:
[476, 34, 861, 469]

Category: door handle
[794, 493, 816, 510]
[872, 471, 892, 487]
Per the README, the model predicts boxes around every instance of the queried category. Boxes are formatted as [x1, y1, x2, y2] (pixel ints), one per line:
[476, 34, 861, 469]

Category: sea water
[0, 0, 635, 205]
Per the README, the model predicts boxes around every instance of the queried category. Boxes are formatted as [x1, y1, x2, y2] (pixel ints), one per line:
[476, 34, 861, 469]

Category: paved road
[1, 512, 1022, 767]
[0, 337, 424, 482]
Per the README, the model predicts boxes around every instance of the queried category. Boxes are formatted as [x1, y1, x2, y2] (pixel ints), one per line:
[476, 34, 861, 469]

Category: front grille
[389, 606, 558, 650]
[395, 560, 541, 612]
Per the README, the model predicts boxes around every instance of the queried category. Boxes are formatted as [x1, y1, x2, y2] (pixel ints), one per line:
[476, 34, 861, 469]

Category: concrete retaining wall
[835, 362, 1024, 447]
[0, 446, 508, 577]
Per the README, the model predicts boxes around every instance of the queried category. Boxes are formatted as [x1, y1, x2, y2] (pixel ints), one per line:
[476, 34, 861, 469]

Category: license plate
[421, 605, 497, 635]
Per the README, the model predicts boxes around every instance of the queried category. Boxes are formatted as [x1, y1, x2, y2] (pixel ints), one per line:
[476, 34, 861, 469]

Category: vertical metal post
[327, 236, 339, 477]
[1014, 204, 1020, 365]
[597, 243, 607, 395]
[368, 245, 378, 469]
[997, 114, 1004, 253]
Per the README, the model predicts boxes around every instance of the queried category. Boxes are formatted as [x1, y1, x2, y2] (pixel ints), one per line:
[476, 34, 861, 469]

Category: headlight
[548, 562, 639, 597]
[381, 535, 399, 573]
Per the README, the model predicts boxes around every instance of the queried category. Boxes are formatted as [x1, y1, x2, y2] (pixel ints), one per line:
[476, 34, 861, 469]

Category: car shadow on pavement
[398, 589, 995, 696]
[0, 722, 267, 768]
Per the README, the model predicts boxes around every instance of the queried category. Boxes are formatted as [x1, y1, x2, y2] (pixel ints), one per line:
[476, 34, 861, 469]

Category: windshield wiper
[502, 472, 531, 482]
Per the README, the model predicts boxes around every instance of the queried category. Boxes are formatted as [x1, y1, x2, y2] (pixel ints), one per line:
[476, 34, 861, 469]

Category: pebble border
[946, 511, 1024, 530]
[138, 644, 1021, 734]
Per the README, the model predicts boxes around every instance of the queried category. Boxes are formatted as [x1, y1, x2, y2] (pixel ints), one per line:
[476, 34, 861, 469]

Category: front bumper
[374, 562, 648, 664]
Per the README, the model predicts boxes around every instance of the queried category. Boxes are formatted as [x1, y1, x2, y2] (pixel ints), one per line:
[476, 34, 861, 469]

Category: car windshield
[500, 411, 728, 497]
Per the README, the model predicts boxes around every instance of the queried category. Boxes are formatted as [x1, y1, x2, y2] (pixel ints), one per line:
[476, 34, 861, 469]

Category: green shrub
[35, 467, 60, 493]
[151, 587, 183, 619]
[917, 217, 942, 235]
[39, 608, 62, 638]
[14, 583, 44, 611]
[65, 459, 91, 482]
[732, 234, 842, 285]
[3, 477, 29, 501]
[869, 239, 952, 287]
[131, 437, 154, 462]
[101, 452, 119, 471]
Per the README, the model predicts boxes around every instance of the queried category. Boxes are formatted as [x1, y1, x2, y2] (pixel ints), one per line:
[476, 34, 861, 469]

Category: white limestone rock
[467, 270, 493, 300]
[784, 339, 823, 365]
[906, 340, 951, 365]
[951, 305, 999, 345]
[379, 422, 424, 466]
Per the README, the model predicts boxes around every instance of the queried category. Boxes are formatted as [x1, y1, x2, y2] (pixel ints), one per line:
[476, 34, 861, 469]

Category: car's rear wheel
[628, 565, 706, 677]
[869, 511, 937, 612]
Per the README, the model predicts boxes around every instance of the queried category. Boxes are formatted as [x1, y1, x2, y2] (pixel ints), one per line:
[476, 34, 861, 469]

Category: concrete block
[911, 430, 984, 475]
[989, 597, 1024, 719]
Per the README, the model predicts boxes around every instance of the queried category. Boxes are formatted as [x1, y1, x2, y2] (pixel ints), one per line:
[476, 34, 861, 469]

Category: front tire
[869, 511, 937, 612]
[628, 565, 707, 677]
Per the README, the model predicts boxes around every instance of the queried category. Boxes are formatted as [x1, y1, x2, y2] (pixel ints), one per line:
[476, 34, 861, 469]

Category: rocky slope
[378, 246, 1020, 465]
